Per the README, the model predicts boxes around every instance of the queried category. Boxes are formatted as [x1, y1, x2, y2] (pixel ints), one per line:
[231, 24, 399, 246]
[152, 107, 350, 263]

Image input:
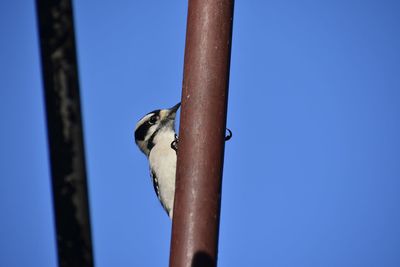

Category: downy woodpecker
[134, 103, 180, 218]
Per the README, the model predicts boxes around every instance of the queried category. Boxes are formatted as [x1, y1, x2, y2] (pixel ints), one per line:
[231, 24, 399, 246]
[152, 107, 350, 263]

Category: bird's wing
[150, 169, 170, 215]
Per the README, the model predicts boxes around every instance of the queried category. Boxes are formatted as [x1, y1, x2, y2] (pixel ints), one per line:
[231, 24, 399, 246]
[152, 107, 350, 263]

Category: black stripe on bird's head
[134, 103, 180, 156]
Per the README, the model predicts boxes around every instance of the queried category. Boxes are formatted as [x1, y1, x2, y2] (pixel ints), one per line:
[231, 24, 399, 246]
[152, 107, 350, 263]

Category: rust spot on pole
[169, 1, 234, 267]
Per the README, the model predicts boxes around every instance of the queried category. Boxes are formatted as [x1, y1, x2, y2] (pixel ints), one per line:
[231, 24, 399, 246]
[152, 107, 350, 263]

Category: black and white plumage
[134, 103, 180, 218]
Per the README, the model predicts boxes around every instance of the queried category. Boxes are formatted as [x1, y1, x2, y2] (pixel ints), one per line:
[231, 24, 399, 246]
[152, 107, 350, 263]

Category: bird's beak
[167, 102, 181, 119]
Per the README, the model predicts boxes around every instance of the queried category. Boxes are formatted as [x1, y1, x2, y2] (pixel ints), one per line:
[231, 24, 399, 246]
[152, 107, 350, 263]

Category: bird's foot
[225, 128, 232, 141]
[171, 129, 230, 153]
[171, 134, 179, 153]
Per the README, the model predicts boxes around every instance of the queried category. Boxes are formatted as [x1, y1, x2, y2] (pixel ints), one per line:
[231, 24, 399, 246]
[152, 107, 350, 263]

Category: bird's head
[134, 102, 180, 156]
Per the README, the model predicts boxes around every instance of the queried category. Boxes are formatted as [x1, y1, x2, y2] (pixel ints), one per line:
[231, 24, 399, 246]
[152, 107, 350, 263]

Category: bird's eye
[149, 115, 158, 125]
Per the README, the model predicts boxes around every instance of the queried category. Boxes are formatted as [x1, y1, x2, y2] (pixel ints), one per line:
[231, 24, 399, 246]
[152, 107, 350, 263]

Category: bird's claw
[171, 134, 179, 153]
[171, 129, 231, 153]
[225, 128, 232, 141]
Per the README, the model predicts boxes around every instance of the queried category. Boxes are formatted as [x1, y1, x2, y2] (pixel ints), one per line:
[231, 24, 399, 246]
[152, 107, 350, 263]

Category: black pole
[36, 1, 94, 266]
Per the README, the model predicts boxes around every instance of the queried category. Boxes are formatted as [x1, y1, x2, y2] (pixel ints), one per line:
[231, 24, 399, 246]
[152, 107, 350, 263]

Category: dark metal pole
[169, 1, 234, 267]
[36, 1, 94, 267]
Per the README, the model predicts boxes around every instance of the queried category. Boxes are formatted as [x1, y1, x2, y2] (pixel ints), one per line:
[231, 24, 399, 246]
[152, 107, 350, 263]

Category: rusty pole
[169, 1, 234, 267]
[36, 0, 94, 266]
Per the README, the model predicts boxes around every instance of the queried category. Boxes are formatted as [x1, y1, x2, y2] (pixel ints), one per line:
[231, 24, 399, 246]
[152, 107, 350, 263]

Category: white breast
[148, 130, 177, 217]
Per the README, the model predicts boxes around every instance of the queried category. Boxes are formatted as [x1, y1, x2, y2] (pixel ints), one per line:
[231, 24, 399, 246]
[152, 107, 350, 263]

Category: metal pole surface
[169, 1, 234, 267]
[36, 1, 94, 266]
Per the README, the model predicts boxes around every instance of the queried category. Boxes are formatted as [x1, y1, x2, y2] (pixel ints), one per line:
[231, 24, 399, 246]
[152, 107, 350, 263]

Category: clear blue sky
[1, 1, 400, 266]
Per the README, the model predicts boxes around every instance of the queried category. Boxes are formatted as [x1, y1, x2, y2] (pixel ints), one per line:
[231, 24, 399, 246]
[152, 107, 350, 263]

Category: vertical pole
[36, 1, 95, 267]
[169, 0, 234, 267]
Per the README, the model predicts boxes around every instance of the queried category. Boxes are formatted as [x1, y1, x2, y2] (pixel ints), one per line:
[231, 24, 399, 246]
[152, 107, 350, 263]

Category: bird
[134, 103, 180, 218]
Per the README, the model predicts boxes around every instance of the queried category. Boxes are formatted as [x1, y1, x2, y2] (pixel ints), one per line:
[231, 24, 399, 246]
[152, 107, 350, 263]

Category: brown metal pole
[169, 1, 234, 267]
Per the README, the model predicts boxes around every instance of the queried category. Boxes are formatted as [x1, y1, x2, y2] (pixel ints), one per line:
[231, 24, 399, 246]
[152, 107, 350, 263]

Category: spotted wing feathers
[150, 169, 170, 215]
